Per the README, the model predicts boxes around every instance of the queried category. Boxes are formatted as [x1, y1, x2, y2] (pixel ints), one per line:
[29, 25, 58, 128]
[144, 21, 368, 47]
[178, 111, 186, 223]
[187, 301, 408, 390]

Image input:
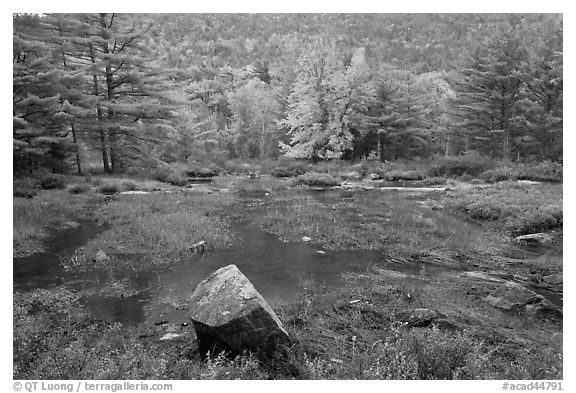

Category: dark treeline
[13, 13, 563, 175]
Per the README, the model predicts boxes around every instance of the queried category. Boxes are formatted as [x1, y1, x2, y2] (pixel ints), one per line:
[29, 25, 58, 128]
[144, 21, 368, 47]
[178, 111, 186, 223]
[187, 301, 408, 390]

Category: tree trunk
[71, 121, 83, 175]
[90, 44, 111, 173]
[445, 132, 452, 157]
[503, 129, 511, 161]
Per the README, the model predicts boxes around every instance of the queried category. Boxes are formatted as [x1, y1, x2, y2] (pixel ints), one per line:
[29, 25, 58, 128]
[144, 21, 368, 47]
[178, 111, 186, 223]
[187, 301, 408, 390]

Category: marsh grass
[446, 182, 562, 236]
[83, 192, 235, 268]
[14, 272, 561, 380]
[293, 172, 340, 187]
[259, 191, 493, 259]
[13, 190, 94, 257]
[274, 271, 562, 380]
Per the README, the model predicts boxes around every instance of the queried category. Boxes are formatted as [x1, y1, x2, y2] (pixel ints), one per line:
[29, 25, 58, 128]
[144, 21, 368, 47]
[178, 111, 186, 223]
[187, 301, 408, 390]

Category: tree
[43, 13, 179, 173]
[519, 15, 563, 161]
[227, 79, 281, 159]
[450, 24, 526, 159]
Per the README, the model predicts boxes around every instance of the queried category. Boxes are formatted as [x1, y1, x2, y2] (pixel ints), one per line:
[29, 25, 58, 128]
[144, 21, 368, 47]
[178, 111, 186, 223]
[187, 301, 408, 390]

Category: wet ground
[13, 181, 562, 327]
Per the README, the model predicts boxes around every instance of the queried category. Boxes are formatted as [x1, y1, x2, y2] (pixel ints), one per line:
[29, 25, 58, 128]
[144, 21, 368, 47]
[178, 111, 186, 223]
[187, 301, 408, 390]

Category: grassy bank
[81, 191, 235, 268]
[445, 182, 563, 237]
[13, 190, 96, 257]
[14, 268, 562, 380]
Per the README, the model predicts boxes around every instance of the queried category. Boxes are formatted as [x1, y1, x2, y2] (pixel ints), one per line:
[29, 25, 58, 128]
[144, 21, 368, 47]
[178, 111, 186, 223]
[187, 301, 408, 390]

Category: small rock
[369, 173, 382, 181]
[316, 250, 325, 254]
[396, 308, 441, 327]
[375, 268, 408, 279]
[517, 180, 541, 185]
[460, 271, 506, 283]
[542, 272, 563, 286]
[514, 233, 553, 245]
[60, 221, 80, 229]
[160, 333, 181, 341]
[484, 281, 562, 319]
[94, 250, 110, 263]
[302, 236, 311, 242]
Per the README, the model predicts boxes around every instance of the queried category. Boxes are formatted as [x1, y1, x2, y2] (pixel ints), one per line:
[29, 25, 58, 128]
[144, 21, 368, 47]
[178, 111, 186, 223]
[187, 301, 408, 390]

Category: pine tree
[450, 24, 525, 159]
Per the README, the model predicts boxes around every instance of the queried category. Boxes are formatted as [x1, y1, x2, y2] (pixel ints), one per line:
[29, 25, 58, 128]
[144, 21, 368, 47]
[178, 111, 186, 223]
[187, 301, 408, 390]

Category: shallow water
[13, 184, 563, 326]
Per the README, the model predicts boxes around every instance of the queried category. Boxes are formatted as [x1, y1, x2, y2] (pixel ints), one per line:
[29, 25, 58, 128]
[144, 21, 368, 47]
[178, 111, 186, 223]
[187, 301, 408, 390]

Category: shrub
[480, 167, 515, 183]
[516, 161, 562, 183]
[271, 166, 307, 178]
[421, 177, 447, 186]
[39, 174, 66, 190]
[384, 170, 424, 181]
[167, 174, 188, 187]
[14, 179, 39, 198]
[97, 183, 119, 195]
[121, 180, 138, 191]
[428, 153, 492, 178]
[68, 183, 90, 194]
[294, 172, 340, 187]
[185, 165, 219, 178]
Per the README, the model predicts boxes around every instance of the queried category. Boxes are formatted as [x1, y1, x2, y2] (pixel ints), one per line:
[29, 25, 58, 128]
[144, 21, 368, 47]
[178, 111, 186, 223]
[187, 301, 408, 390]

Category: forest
[13, 13, 562, 176]
[13, 14, 563, 381]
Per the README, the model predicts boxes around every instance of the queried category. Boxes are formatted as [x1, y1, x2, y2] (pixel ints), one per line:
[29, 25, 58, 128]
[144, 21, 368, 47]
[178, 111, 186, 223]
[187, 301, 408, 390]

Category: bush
[185, 165, 219, 178]
[428, 153, 492, 178]
[384, 170, 424, 181]
[97, 183, 119, 195]
[294, 172, 340, 187]
[39, 174, 66, 190]
[167, 174, 188, 187]
[421, 177, 447, 186]
[271, 166, 307, 178]
[68, 183, 90, 194]
[516, 161, 562, 183]
[480, 167, 515, 183]
[121, 180, 138, 191]
[14, 179, 39, 198]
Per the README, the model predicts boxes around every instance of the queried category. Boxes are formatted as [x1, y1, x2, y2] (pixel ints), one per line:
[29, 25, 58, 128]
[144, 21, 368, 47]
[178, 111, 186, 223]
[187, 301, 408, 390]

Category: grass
[81, 191, 235, 268]
[275, 271, 562, 380]
[293, 172, 341, 187]
[14, 270, 562, 380]
[13, 190, 96, 257]
[445, 182, 563, 237]
[258, 190, 496, 262]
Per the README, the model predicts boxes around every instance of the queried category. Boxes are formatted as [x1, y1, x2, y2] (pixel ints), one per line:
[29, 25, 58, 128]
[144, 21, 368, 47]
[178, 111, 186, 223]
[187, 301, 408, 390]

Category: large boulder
[190, 264, 289, 357]
[484, 281, 561, 319]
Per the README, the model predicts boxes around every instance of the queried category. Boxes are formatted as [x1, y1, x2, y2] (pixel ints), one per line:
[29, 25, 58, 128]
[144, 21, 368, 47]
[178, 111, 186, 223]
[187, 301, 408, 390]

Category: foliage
[68, 183, 91, 194]
[39, 174, 66, 190]
[14, 179, 39, 198]
[427, 153, 493, 178]
[293, 172, 340, 187]
[97, 183, 120, 195]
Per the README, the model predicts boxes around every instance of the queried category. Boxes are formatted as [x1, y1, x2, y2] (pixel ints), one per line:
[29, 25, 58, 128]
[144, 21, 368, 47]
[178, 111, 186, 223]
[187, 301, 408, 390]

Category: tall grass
[82, 192, 235, 267]
[13, 190, 94, 257]
[446, 182, 563, 236]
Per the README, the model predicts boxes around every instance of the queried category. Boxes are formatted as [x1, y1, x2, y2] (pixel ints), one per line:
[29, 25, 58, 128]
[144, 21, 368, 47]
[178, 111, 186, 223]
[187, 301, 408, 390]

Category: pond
[13, 184, 562, 327]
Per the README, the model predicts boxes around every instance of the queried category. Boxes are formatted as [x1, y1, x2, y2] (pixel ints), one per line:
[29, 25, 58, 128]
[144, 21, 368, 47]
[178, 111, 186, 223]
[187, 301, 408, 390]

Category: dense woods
[13, 13, 562, 175]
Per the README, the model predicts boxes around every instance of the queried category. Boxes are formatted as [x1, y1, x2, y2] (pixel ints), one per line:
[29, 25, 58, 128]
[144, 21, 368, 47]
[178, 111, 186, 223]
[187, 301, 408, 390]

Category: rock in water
[190, 264, 289, 357]
[514, 233, 553, 244]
